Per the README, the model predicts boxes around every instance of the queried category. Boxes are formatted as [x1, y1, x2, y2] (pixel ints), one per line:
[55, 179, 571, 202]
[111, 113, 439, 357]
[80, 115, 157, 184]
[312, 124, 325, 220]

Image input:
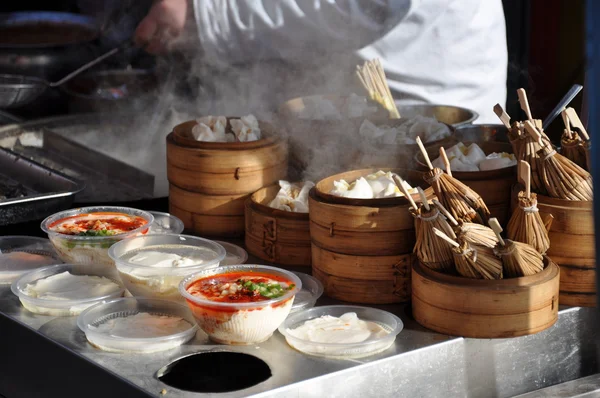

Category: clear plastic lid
[213, 241, 248, 265]
[0, 236, 63, 284]
[11, 263, 125, 316]
[148, 211, 185, 234]
[279, 305, 403, 359]
[77, 297, 198, 353]
[290, 272, 324, 314]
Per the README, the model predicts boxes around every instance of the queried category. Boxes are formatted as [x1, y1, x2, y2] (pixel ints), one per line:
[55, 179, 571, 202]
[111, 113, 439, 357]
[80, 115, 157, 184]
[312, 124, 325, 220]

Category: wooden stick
[488, 217, 506, 246]
[432, 199, 459, 226]
[417, 187, 430, 210]
[517, 88, 533, 120]
[493, 104, 512, 129]
[519, 160, 531, 199]
[524, 120, 543, 145]
[393, 175, 417, 210]
[416, 136, 433, 170]
[565, 107, 590, 140]
[432, 227, 460, 248]
[439, 147, 452, 177]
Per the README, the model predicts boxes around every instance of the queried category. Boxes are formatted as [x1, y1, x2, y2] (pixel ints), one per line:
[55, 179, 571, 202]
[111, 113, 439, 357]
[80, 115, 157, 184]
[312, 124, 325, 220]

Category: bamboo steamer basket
[310, 168, 432, 304]
[415, 140, 516, 225]
[245, 184, 311, 267]
[412, 257, 560, 338]
[166, 119, 288, 237]
[511, 184, 595, 307]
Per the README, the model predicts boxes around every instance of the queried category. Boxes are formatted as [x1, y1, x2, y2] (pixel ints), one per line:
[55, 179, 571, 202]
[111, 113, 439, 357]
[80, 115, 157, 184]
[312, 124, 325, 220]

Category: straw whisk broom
[356, 58, 401, 119]
[433, 199, 498, 249]
[506, 161, 553, 254]
[524, 120, 593, 201]
[432, 228, 503, 279]
[562, 107, 591, 171]
[559, 110, 587, 170]
[417, 137, 491, 224]
[397, 178, 455, 273]
[489, 218, 544, 278]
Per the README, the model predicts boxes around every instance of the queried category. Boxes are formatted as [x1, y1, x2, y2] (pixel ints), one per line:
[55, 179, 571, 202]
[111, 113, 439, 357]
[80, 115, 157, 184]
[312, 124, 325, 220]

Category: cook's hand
[134, 0, 188, 54]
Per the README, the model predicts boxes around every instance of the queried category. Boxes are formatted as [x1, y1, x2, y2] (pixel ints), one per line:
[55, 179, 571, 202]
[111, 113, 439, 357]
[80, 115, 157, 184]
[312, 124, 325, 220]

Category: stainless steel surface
[0, 41, 132, 109]
[0, 74, 48, 109]
[455, 123, 510, 143]
[543, 84, 584, 130]
[395, 103, 479, 127]
[0, 119, 154, 203]
[0, 272, 598, 398]
[0, 147, 83, 226]
[514, 374, 600, 398]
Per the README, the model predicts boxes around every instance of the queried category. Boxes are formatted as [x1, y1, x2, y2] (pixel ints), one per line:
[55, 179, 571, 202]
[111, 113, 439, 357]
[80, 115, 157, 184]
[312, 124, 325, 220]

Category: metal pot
[0, 12, 100, 81]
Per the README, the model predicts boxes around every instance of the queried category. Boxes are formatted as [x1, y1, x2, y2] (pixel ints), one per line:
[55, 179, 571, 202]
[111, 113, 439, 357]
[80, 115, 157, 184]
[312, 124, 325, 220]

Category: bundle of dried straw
[433, 228, 503, 280]
[433, 199, 498, 249]
[507, 161, 552, 254]
[490, 218, 544, 277]
[417, 138, 490, 224]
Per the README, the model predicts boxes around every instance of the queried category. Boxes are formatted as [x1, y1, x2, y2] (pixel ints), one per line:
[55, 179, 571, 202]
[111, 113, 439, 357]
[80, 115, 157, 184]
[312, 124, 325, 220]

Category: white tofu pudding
[180, 265, 301, 345]
[109, 234, 226, 302]
[12, 264, 125, 316]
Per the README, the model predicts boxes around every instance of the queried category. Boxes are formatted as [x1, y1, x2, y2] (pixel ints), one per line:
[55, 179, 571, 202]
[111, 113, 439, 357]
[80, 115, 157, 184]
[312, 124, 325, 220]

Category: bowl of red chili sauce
[41, 207, 153, 269]
[179, 265, 302, 345]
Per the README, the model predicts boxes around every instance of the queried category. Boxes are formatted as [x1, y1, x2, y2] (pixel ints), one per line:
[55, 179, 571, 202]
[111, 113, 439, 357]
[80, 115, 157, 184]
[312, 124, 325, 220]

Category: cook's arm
[194, 0, 415, 63]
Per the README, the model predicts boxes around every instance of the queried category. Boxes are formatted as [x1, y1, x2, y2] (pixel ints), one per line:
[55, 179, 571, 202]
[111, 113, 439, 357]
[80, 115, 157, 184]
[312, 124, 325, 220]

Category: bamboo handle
[561, 109, 571, 130]
[432, 199, 459, 226]
[393, 175, 417, 210]
[432, 227, 460, 248]
[416, 136, 433, 170]
[519, 160, 531, 199]
[493, 103, 512, 129]
[565, 107, 590, 140]
[417, 187, 430, 210]
[517, 88, 533, 120]
[524, 120, 543, 145]
[439, 147, 452, 177]
[542, 213, 554, 233]
[488, 217, 505, 246]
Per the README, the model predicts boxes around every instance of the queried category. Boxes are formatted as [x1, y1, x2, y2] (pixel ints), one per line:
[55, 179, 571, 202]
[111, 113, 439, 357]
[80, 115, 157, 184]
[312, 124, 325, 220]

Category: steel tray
[0, 147, 83, 226]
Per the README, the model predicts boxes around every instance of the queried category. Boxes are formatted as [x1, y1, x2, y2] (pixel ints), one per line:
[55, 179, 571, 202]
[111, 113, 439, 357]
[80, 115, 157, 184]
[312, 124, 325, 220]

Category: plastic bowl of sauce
[179, 265, 301, 345]
[41, 206, 153, 270]
[109, 234, 226, 302]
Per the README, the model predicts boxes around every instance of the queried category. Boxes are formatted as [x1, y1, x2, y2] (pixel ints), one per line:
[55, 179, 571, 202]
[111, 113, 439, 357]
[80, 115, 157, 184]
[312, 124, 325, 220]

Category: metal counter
[0, 277, 598, 398]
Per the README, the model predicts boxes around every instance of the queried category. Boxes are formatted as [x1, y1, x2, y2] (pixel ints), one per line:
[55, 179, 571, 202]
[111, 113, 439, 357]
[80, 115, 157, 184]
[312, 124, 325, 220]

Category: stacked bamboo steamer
[498, 92, 595, 307]
[245, 184, 311, 267]
[309, 168, 433, 304]
[410, 135, 559, 338]
[167, 119, 288, 237]
[414, 139, 516, 225]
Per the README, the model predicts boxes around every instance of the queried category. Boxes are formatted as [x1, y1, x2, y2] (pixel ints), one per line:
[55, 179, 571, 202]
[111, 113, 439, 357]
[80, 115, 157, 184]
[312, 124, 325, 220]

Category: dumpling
[365, 171, 397, 197]
[406, 115, 451, 142]
[191, 115, 229, 142]
[359, 120, 386, 139]
[342, 177, 374, 199]
[449, 157, 479, 172]
[479, 153, 517, 171]
[231, 114, 261, 142]
[268, 181, 315, 212]
[330, 180, 350, 196]
[464, 143, 487, 165]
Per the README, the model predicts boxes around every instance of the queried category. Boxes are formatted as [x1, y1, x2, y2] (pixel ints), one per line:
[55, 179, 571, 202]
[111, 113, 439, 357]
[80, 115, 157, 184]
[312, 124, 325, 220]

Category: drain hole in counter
[157, 352, 271, 393]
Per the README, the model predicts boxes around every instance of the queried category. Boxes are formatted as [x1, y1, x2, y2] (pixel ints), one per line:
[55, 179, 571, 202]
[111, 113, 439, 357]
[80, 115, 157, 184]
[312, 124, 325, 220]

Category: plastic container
[11, 264, 125, 316]
[290, 272, 324, 314]
[279, 305, 403, 359]
[213, 241, 248, 265]
[0, 236, 62, 284]
[179, 265, 302, 345]
[108, 234, 226, 302]
[41, 206, 154, 269]
[77, 297, 198, 353]
[148, 211, 185, 234]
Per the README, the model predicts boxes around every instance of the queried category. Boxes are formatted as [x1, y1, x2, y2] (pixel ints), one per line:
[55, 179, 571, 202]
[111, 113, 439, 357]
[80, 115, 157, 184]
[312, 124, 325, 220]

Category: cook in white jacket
[135, 0, 508, 123]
